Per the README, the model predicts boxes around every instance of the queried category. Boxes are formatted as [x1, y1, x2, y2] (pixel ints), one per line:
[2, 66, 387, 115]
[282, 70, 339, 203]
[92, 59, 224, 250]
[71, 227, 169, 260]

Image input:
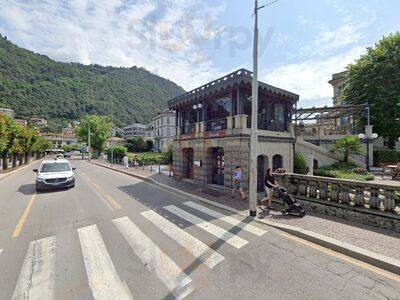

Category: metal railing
[180, 123, 196, 134]
[246, 117, 288, 132]
[205, 118, 227, 131]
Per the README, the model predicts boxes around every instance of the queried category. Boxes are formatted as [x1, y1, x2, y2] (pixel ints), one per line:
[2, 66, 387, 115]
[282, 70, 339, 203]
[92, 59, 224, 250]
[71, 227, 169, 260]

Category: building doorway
[211, 147, 224, 185]
[182, 148, 194, 179]
[257, 155, 269, 192]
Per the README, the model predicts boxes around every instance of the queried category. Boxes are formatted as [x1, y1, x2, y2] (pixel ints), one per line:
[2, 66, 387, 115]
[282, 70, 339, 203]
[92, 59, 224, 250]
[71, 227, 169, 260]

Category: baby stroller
[276, 186, 306, 218]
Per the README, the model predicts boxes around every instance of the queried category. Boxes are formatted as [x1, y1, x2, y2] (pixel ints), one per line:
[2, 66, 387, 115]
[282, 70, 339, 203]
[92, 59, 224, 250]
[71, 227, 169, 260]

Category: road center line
[280, 232, 400, 283]
[79, 172, 122, 210]
[12, 193, 37, 238]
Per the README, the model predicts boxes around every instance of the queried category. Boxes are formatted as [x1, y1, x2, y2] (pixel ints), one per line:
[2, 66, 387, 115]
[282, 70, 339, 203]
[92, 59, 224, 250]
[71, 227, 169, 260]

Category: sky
[0, 0, 399, 107]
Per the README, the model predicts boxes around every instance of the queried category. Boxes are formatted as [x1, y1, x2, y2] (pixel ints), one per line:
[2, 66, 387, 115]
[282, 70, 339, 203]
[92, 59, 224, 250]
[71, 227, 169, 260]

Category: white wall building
[152, 111, 175, 152]
[123, 123, 147, 138]
[40, 133, 78, 149]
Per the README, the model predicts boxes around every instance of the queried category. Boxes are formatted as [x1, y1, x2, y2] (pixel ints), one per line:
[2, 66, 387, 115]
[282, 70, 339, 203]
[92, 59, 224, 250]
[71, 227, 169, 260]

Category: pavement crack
[25, 241, 37, 300]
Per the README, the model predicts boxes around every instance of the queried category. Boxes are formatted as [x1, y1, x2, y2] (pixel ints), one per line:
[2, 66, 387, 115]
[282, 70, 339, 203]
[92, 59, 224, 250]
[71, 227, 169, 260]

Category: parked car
[64, 152, 72, 158]
[33, 159, 76, 192]
[56, 153, 64, 158]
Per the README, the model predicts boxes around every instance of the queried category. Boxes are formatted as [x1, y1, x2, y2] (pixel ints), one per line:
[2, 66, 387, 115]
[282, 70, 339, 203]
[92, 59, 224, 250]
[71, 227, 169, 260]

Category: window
[167, 128, 170, 136]
[161, 118, 163, 125]
[167, 117, 170, 125]
[274, 103, 285, 122]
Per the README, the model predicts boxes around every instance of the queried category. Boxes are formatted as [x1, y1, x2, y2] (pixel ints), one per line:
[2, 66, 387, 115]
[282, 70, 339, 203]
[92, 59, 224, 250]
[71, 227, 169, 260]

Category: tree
[333, 136, 363, 163]
[0, 114, 9, 154]
[75, 115, 111, 154]
[343, 32, 400, 148]
[145, 139, 154, 152]
[1, 115, 21, 170]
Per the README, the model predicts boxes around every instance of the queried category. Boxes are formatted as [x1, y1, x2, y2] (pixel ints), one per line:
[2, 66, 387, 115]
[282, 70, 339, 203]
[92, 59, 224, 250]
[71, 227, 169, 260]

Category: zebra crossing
[2, 202, 267, 300]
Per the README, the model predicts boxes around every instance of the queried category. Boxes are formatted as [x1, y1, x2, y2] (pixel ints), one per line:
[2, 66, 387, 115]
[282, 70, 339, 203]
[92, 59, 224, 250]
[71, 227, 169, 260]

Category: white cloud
[300, 21, 367, 57]
[262, 46, 366, 108]
[0, 0, 226, 90]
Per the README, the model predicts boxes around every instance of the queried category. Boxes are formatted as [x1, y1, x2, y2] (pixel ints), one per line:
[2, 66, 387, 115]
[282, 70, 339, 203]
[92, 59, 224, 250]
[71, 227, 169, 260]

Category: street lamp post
[88, 123, 91, 162]
[249, 0, 279, 217]
[111, 96, 115, 167]
[358, 106, 378, 171]
[358, 131, 378, 171]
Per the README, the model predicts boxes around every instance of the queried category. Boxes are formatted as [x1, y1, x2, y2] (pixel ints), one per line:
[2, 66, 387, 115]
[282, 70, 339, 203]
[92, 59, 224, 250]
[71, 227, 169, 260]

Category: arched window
[272, 154, 283, 171]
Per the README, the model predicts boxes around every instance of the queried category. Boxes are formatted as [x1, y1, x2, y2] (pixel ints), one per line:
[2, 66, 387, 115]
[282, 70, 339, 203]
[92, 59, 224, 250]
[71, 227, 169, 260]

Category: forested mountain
[0, 34, 185, 127]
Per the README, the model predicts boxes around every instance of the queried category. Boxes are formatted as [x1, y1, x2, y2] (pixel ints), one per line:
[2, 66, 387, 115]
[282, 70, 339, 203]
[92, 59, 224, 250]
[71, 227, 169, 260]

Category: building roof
[151, 111, 175, 120]
[168, 68, 299, 109]
[328, 70, 347, 85]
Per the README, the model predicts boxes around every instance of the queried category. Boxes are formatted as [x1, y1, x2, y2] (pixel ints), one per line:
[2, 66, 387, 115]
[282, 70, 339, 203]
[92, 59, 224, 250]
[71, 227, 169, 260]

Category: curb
[90, 161, 400, 275]
[0, 159, 42, 181]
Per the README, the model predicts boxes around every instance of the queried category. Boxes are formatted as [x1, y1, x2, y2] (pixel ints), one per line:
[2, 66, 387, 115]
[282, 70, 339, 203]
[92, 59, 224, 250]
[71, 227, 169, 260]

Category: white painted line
[164, 205, 249, 249]
[141, 210, 225, 269]
[77, 225, 133, 300]
[183, 201, 267, 237]
[113, 216, 193, 300]
[0, 248, 2, 255]
[12, 236, 56, 300]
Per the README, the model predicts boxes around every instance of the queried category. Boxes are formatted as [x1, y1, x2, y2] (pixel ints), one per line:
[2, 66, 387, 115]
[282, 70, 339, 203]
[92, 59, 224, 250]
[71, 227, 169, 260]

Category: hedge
[294, 153, 308, 174]
[373, 150, 400, 166]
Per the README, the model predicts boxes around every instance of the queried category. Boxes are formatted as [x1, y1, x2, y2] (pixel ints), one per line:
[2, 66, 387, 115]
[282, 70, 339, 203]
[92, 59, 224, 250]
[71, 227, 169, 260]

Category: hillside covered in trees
[0, 34, 185, 127]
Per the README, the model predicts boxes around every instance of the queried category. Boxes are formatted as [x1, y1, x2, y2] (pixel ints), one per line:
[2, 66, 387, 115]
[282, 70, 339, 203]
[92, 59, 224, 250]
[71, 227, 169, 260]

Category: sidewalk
[92, 160, 400, 270]
[0, 158, 41, 180]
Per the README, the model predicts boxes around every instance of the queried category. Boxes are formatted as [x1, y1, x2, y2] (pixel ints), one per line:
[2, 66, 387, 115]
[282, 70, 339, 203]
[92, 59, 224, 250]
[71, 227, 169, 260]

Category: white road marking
[141, 210, 225, 269]
[0, 248, 2, 255]
[77, 225, 133, 300]
[164, 205, 249, 249]
[113, 216, 193, 300]
[12, 236, 56, 300]
[183, 201, 267, 237]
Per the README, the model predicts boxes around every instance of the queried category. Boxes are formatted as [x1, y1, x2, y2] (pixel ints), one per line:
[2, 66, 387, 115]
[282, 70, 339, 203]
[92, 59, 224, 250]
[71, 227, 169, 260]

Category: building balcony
[178, 115, 293, 140]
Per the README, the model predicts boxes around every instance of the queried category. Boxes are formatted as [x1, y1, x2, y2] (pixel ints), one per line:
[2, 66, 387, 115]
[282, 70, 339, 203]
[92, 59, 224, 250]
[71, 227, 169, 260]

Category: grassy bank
[314, 162, 375, 181]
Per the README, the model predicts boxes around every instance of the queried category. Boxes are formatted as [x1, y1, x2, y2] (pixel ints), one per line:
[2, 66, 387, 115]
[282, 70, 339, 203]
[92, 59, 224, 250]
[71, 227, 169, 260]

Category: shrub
[105, 146, 127, 160]
[374, 149, 400, 166]
[352, 167, 368, 174]
[294, 153, 308, 174]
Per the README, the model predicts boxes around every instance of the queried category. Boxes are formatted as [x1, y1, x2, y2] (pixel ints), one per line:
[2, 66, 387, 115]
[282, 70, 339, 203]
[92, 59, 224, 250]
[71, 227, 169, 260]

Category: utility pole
[88, 122, 91, 162]
[249, 0, 279, 217]
[249, 0, 260, 217]
[111, 96, 114, 167]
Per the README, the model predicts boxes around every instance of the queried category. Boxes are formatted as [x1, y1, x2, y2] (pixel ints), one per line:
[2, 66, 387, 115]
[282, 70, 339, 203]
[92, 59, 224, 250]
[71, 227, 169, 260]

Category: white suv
[34, 159, 76, 192]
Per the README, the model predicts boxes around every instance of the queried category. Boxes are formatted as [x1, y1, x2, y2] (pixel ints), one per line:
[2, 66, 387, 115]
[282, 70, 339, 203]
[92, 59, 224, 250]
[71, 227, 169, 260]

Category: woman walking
[263, 168, 277, 209]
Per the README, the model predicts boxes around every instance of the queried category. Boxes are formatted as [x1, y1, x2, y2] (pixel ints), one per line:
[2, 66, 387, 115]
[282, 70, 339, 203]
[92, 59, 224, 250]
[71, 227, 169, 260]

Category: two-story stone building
[168, 69, 299, 192]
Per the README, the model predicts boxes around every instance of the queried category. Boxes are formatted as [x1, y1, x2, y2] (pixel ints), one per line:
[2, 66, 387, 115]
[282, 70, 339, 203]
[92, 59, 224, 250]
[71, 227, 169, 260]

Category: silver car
[33, 159, 76, 192]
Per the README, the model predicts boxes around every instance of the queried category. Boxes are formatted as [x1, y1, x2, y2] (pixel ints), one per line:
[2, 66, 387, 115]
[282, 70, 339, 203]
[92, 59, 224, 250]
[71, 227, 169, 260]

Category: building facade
[152, 111, 176, 152]
[40, 133, 78, 149]
[30, 118, 48, 129]
[168, 69, 298, 192]
[328, 71, 347, 107]
[0, 108, 15, 118]
[123, 123, 147, 138]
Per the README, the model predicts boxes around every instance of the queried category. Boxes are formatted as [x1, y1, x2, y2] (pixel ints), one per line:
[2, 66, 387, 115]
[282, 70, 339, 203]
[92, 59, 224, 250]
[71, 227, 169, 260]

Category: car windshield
[40, 163, 71, 173]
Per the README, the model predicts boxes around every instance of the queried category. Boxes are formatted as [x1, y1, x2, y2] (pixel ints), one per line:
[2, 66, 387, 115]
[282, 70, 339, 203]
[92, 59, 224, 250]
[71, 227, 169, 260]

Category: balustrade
[274, 173, 399, 213]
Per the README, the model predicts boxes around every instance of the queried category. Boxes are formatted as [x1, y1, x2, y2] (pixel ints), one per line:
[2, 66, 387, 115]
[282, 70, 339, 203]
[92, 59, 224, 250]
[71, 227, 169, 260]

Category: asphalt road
[0, 159, 399, 300]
